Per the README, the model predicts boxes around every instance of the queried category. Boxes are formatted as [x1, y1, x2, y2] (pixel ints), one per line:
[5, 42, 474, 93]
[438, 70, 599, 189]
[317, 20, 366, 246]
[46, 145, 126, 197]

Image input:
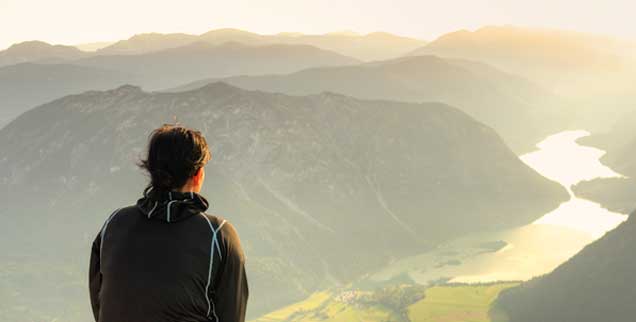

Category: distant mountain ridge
[407, 25, 636, 140]
[0, 62, 136, 127]
[3, 25, 632, 135]
[0, 83, 566, 320]
[0, 28, 424, 69]
[73, 41, 116, 52]
[99, 32, 198, 54]
[0, 40, 88, 66]
[408, 25, 634, 96]
[168, 54, 569, 152]
[73, 41, 360, 89]
[0, 41, 359, 127]
[97, 28, 427, 61]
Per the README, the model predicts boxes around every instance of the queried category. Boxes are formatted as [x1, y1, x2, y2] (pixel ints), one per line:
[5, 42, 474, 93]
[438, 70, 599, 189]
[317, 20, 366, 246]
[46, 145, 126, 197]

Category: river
[372, 130, 629, 284]
[521, 130, 627, 238]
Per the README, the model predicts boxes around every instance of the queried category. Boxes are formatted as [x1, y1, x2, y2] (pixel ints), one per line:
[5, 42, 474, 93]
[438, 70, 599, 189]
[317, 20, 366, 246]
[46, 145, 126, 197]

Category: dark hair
[137, 124, 211, 199]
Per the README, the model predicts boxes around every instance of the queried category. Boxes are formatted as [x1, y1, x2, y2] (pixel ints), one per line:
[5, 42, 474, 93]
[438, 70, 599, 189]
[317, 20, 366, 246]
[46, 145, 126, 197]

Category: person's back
[88, 124, 248, 322]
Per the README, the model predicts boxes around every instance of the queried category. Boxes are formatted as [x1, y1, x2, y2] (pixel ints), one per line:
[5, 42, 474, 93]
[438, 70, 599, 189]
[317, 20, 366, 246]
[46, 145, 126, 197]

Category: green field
[254, 292, 332, 322]
[408, 283, 518, 322]
[252, 290, 396, 322]
[251, 283, 518, 322]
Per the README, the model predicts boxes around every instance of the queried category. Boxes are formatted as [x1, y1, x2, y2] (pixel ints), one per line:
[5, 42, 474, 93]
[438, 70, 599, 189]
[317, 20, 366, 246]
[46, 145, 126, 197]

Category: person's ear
[193, 167, 203, 185]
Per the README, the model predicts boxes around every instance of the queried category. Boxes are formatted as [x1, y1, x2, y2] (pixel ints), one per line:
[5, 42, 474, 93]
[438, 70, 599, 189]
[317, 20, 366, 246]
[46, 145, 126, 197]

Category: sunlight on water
[531, 198, 626, 239]
[373, 130, 630, 284]
[520, 130, 628, 238]
[520, 130, 623, 187]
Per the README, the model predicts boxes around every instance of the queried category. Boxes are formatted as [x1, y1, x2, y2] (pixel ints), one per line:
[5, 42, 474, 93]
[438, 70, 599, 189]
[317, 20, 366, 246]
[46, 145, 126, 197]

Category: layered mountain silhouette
[169, 55, 568, 152]
[98, 28, 427, 61]
[0, 29, 424, 67]
[0, 42, 358, 128]
[74, 41, 360, 88]
[408, 26, 633, 97]
[495, 211, 636, 322]
[98, 32, 198, 55]
[0, 83, 566, 319]
[0, 63, 135, 127]
[0, 41, 88, 67]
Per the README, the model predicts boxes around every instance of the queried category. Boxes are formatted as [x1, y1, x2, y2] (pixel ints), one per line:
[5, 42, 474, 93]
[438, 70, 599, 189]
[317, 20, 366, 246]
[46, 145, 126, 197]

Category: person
[88, 124, 248, 322]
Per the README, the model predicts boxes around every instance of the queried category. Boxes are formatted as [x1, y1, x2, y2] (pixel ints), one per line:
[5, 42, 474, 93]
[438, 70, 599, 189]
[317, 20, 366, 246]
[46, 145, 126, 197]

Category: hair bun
[137, 124, 211, 198]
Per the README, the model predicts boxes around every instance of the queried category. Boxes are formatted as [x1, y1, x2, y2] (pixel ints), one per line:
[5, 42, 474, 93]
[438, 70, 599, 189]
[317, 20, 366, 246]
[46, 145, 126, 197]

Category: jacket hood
[136, 190, 209, 223]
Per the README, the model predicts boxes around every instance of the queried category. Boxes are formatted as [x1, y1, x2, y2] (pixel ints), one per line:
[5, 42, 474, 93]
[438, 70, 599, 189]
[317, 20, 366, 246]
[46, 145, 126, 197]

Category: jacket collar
[136, 189, 209, 223]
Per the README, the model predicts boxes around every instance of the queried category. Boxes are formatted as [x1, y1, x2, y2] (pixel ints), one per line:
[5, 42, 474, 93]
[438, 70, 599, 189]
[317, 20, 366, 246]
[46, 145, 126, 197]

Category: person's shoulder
[103, 205, 140, 222]
[94, 205, 138, 242]
[202, 213, 244, 252]
[106, 204, 140, 223]
[199, 211, 229, 230]
[117, 204, 140, 215]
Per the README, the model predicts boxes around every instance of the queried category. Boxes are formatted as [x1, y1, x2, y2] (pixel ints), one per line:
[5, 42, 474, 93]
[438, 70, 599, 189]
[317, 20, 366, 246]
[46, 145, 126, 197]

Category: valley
[0, 84, 566, 320]
[0, 18, 634, 322]
[249, 129, 630, 322]
[252, 283, 518, 322]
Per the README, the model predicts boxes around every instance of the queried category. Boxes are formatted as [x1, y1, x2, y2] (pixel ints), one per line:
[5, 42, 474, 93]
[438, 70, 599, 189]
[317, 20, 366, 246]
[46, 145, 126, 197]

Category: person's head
[138, 124, 211, 198]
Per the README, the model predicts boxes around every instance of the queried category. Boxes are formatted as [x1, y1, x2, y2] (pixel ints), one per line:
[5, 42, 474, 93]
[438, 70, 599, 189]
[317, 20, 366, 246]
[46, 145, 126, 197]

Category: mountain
[495, 211, 636, 322]
[0, 41, 358, 128]
[0, 41, 88, 67]
[267, 31, 427, 61]
[73, 41, 117, 52]
[0, 83, 566, 321]
[408, 26, 633, 97]
[197, 28, 272, 46]
[75, 41, 360, 89]
[97, 28, 427, 61]
[572, 112, 636, 213]
[0, 62, 135, 128]
[97, 32, 199, 55]
[168, 55, 568, 152]
[1, 28, 424, 68]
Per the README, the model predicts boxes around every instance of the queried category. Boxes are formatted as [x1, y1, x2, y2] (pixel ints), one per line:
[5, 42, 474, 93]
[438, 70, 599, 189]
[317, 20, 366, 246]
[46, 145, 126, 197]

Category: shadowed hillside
[495, 211, 636, 322]
[573, 112, 636, 213]
[0, 83, 566, 320]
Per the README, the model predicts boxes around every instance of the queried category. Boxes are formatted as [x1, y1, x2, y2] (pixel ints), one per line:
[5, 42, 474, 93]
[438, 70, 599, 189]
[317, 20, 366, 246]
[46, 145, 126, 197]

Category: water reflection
[372, 130, 629, 284]
[521, 130, 627, 238]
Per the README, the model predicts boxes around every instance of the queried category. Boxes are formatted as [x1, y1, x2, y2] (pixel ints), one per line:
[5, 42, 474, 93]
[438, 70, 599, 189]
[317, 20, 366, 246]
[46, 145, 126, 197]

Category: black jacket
[89, 190, 248, 322]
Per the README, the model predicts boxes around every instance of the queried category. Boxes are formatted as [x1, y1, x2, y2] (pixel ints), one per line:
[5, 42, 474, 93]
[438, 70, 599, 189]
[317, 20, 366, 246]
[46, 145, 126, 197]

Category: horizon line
[3, 24, 634, 52]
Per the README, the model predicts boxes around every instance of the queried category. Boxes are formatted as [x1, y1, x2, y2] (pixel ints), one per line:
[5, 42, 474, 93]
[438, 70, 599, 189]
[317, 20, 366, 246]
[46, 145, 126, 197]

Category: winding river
[521, 130, 627, 238]
[373, 130, 629, 284]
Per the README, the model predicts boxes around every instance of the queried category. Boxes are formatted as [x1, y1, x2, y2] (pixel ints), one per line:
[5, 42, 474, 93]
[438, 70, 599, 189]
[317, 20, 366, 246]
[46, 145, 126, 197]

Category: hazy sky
[1, 0, 634, 49]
